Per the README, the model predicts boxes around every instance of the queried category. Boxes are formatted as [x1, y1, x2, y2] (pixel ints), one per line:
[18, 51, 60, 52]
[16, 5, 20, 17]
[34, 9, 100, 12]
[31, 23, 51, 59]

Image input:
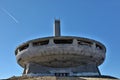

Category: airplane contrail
[1, 8, 19, 23]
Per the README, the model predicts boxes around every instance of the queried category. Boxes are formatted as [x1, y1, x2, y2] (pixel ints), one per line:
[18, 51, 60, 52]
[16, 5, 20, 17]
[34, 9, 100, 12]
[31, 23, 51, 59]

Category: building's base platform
[23, 63, 101, 77]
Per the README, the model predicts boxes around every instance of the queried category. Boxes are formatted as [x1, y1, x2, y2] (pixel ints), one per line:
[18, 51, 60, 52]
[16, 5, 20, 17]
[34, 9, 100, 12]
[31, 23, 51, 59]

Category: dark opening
[81, 62, 87, 65]
[54, 39, 73, 44]
[19, 44, 29, 52]
[77, 40, 92, 46]
[101, 57, 104, 61]
[33, 40, 49, 46]
[96, 44, 102, 50]
[55, 73, 69, 77]
[15, 49, 18, 55]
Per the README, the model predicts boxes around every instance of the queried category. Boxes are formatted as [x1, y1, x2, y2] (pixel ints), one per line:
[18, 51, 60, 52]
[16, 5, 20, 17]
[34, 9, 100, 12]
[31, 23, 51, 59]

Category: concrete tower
[15, 20, 106, 77]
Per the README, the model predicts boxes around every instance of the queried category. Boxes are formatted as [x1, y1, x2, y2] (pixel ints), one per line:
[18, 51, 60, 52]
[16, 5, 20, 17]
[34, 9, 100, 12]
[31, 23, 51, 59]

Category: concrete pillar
[92, 42, 96, 49]
[49, 39, 54, 45]
[73, 39, 78, 45]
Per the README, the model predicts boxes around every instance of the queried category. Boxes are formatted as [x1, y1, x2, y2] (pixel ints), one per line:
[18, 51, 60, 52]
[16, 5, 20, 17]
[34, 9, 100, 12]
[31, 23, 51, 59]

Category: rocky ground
[5, 75, 119, 80]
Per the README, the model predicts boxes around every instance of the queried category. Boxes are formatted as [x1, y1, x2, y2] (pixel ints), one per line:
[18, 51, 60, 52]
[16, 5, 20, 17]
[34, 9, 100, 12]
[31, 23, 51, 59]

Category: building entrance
[55, 73, 69, 77]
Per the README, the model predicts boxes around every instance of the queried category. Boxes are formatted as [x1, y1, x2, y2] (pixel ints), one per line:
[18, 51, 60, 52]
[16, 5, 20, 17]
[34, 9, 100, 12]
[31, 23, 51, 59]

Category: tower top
[54, 20, 61, 36]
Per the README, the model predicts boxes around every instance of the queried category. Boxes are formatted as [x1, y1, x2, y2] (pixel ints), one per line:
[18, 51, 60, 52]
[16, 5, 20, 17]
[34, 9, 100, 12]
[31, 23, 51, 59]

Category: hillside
[6, 76, 119, 80]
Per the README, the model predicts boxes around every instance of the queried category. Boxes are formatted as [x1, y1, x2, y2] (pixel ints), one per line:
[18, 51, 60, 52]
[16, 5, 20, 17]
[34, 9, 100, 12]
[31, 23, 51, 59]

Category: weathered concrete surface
[23, 62, 100, 76]
[15, 36, 106, 76]
[16, 37, 106, 68]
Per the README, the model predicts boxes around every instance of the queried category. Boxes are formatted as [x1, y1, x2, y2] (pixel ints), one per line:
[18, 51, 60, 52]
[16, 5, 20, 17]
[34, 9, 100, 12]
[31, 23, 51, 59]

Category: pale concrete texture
[15, 36, 106, 76]
[15, 20, 106, 76]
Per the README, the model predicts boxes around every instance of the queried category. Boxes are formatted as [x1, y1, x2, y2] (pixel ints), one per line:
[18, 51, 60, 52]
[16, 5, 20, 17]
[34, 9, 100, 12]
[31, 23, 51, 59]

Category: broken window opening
[33, 40, 49, 46]
[54, 39, 73, 44]
[19, 44, 29, 52]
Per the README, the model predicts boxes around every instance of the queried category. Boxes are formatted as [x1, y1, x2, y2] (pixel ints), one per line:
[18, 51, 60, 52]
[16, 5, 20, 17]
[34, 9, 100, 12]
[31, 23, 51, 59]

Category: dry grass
[6, 76, 119, 80]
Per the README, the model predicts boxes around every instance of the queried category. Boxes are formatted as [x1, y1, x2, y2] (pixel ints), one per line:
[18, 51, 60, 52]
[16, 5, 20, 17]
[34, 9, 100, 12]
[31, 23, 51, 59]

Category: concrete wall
[24, 63, 100, 76]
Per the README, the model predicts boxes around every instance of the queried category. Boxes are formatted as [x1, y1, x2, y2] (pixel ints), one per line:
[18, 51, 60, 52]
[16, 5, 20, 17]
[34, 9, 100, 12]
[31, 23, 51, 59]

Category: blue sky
[0, 0, 120, 79]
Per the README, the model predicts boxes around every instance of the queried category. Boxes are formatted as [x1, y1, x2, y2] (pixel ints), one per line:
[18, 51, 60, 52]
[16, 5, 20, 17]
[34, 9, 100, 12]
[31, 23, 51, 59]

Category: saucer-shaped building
[15, 20, 106, 76]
